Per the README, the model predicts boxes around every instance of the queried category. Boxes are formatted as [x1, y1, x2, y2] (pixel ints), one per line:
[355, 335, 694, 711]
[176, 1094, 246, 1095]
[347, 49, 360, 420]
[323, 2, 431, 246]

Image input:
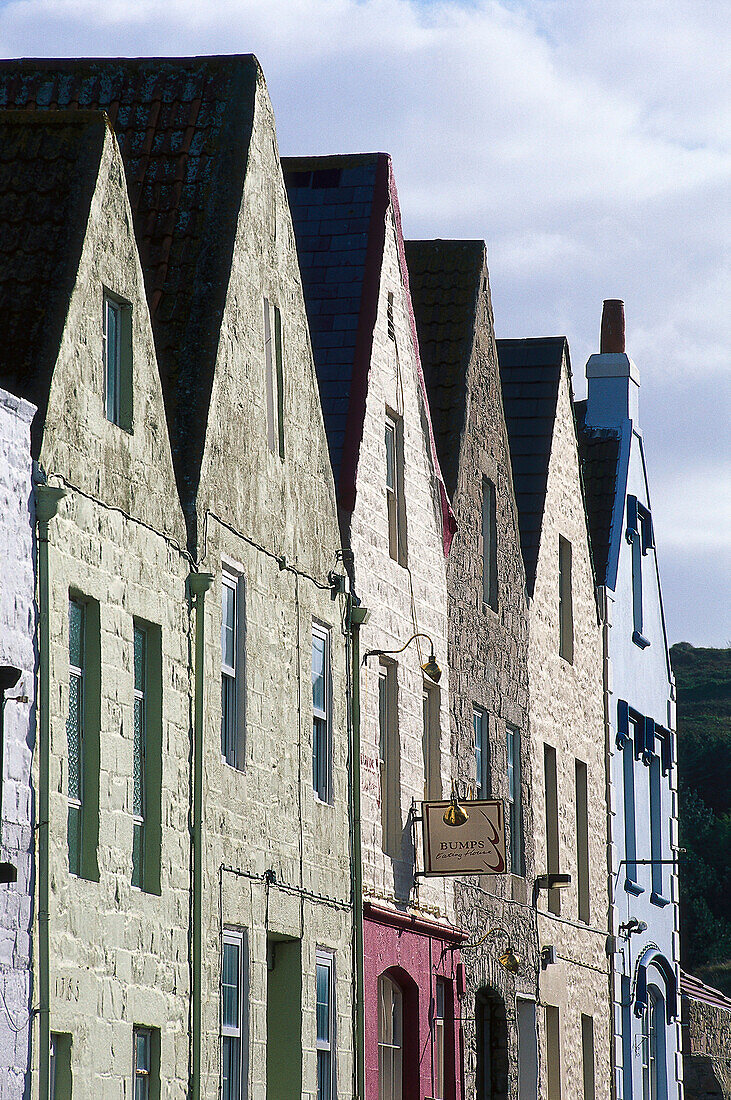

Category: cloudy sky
[1, 0, 728, 645]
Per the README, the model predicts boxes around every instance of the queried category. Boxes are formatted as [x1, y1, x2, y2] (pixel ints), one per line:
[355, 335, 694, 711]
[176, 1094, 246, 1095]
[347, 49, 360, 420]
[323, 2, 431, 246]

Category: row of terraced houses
[0, 53, 716, 1100]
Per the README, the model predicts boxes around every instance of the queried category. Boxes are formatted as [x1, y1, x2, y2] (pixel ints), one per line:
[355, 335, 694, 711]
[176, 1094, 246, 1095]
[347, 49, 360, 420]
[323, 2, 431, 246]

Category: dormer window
[103, 291, 132, 430]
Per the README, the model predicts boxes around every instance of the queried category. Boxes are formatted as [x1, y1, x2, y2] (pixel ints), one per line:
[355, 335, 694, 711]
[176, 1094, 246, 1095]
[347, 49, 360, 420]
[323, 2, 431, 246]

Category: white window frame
[221, 929, 247, 1100]
[474, 707, 489, 800]
[132, 1025, 152, 1100]
[316, 948, 336, 1100]
[378, 973, 403, 1100]
[221, 570, 245, 769]
[132, 622, 147, 889]
[434, 978, 447, 1100]
[312, 623, 332, 804]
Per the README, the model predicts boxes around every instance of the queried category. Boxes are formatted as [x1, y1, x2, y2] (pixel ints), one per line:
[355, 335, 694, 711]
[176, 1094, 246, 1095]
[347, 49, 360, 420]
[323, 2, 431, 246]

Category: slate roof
[681, 969, 731, 1012]
[283, 154, 380, 488]
[0, 110, 107, 453]
[496, 337, 567, 595]
[0, 55, 259, 511]
[404, 240, 485, 500]
[574, 400, 622, 586]
[283, 153, 455, 552]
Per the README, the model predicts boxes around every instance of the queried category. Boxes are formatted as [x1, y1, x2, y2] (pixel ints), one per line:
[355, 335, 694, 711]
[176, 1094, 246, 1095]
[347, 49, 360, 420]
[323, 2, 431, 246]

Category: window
[546, 1005, 562, 1100]
[50, 1032, 72, 1100]
[641, 989, 665, 1100]
[133, 1026, 159, 1100]
[222, 931, 247, 1100]
[67, 598, 84, 876]
[433, 979, 453, 1100]
[507, 725, 524, 875]
[422, 679, 441, 801]
[474, 707, 489, 800]
[544, 744, 561, 915]
[581, 1015, 595, 1100]
[481, 477, 498, 611]
[378, 974, 403, 1100]
[623, 713, 641, 894]
[627, 496, 653, 649]
[221, 572, 245, 769]
[103, 291, 132, 430]
[387, 291, 396, 342]
[379, 661, 401, 858]
[558, 536, 573, 662]
[575, 759, 590, 923]
[67, 595, 100, 880]
[264, 298, 285, 459]
[650, 742, 666, 903]
[385, 411, 407, 565]
[132, 624, 146, 889]
[477, 987, 508, 1100]
[316, 950, 335, 1100]
[517, 999, 538, 1100]
[312, 625, 332, 803]
[131, 622, 162, 893]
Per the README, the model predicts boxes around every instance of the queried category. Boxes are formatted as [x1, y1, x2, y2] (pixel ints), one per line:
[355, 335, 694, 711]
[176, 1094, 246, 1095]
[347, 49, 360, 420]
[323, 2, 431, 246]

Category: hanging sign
[421, 799, 506, 876]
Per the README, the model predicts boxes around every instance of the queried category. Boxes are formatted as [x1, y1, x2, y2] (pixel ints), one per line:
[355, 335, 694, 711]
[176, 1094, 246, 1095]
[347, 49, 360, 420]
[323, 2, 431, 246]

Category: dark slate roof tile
[497, 337, 567, 594]
[404, 239, 485, 499]
[0, 110, 107, 453]
[574, 399, 621, 586]
[0, 55, 259, 514]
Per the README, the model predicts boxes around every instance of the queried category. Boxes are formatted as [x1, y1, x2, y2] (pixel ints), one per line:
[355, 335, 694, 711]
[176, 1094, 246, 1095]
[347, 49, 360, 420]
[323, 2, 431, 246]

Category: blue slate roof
[497, 337, 567, 595]
[283, 154, 379, 487]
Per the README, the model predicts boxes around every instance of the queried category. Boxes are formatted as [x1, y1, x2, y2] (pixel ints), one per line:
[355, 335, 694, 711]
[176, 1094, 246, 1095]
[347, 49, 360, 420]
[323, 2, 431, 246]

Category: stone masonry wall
[447, 261, 536, 1098]
[36, 127, 192, 1095]
[683, 997, 731, 1099]
[0, 390, 36, 1100]
[195, 73, 354, 1098]
[351, 204, 452, 923]
[528, 356, 610, 1100]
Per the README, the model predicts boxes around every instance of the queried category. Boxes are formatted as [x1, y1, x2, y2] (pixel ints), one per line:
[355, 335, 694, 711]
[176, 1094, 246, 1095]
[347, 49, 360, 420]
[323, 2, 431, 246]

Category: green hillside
[671, 642, 731, 995]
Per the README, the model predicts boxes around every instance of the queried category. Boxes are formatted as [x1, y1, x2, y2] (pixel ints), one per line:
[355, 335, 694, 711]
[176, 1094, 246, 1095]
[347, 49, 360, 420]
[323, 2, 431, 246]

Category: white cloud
[0, 0, 728, 642]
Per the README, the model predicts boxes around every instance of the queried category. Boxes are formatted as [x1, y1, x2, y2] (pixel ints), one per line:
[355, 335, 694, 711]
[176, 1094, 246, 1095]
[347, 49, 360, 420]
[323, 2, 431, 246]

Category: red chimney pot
[600, 299, 625, 353]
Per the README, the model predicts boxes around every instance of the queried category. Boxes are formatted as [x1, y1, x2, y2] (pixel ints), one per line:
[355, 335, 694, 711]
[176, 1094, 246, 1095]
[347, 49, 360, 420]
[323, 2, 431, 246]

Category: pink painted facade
[364, 903, 464, 1100]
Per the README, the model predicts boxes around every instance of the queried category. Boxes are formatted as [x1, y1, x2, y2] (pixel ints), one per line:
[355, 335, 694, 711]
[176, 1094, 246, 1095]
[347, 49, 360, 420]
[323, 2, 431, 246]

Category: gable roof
[0, 55, 259, 512]
[0, 110, 107, 454]
[574, 399, 622, 587]
[283, 152, 455, 553]
[404, 239, 484, 501]
[497, 337, 567, 595]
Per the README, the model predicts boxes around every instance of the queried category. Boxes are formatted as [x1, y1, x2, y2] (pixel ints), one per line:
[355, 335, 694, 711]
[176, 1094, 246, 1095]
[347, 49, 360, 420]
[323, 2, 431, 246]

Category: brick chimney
[584, 299, 640, 427]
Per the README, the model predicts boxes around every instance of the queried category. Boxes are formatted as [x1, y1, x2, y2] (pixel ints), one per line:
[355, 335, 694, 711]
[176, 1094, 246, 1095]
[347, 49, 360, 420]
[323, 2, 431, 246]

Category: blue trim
[634, 948, 677, 1022]
[616, 699, 630, 749]
[632, 630, 650, 649]
[626, 495, 638, 542]
[650, 892, 671, 908]
[642, 716, 655, 764]
[661, 729, 674, 776]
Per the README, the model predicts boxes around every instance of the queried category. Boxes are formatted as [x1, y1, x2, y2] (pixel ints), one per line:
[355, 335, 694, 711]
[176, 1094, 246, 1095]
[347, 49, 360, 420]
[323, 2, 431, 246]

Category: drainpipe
[189, 571, 214, 1100]
[348, 599, 369, 1100]
[35, 484, 67, 1099]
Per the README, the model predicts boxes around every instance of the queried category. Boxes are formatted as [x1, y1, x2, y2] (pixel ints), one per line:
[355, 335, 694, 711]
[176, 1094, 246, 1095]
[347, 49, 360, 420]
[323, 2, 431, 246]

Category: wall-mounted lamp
[535, 873, 572, 892]
[362, 632, 441, 683]
[540, 945, 557, 969]
[457, 925, 522, 974]
[618, 919, 647, 939]
[443, 785, 470, 828]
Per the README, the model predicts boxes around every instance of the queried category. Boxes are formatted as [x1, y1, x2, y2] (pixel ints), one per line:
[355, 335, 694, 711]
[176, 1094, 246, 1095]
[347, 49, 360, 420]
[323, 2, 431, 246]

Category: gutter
[188, 571, 214, 1100]
[348, 599, 369, 1100]
[35, 484, 67, 1099]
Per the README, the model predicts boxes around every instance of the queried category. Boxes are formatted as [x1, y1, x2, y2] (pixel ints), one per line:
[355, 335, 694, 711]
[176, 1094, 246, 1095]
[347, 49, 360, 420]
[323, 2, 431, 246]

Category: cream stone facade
[31, 120, 192, 1095]
[526, 348, 610, 1099]
[193, 70, 354, 1100]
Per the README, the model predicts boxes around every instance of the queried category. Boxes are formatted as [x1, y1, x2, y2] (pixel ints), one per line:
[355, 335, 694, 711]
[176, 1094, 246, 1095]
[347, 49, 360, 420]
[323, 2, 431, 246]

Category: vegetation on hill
[671, 642, 731, 995]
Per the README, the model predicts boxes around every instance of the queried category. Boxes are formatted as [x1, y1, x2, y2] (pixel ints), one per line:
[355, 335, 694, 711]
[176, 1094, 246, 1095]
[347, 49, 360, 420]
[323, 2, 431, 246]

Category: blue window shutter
[616, 700, 630, 749]
[626, 496, 638, 542]
[643, 716, 655, 764]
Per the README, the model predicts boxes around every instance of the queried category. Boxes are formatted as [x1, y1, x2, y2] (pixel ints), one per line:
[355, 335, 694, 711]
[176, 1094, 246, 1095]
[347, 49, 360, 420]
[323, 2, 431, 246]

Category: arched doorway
[377, 968, 419, 1100]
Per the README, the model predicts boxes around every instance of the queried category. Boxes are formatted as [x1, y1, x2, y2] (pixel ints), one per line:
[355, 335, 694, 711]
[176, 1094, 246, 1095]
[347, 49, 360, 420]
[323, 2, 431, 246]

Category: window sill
[650, 891, 671, 908]
[481, 601, 499, 617]
[314, 795, 334, 808]
[625, 878, 645, 896]
[221, 755, 246, 773]
[632, 630, 650, 649]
